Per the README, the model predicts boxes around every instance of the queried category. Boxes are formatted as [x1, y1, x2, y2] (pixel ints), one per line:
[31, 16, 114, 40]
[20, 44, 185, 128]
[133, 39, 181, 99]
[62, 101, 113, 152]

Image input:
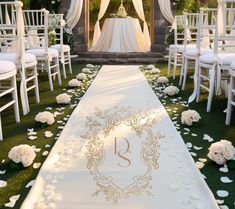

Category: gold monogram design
[82, 107, 164, 204]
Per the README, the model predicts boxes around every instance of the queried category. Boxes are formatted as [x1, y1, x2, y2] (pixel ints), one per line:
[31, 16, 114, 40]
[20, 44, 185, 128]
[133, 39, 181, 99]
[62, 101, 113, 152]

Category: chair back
[183, 13, 200, 50]
[0, 1, 23, 56]
[48, 14, 65, 47]
[22, 9, 49, 51]
[197, 8, 218, 52]
[214, 3, 235, 54]
[173, 15, 185, 46]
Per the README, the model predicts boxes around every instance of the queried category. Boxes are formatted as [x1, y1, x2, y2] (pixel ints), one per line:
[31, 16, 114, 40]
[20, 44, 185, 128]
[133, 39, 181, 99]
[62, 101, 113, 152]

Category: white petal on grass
[216, 199, 224, 204]
[191, 152, 197, 157]
[196, 162, 205, 169]
[33, 163, 41, 169]
[25, 180, 35, 188]
[194, 146, 203, 151]
[217, 190, 229, 198]
[203, 134, 214, 142]
[199, 158, 207, 163]
[28, 136, 37, 141]
[45, 131, 53, 138]
[192, 133, 198, 137]
[27, 132, 37, 136]
[220, 176, 233, 183]
[0, 180, 7, 188]
[4, 195, 20, 208]
[220, 205, 229, 209]
[42, 151, 49, 156]
[0, 170, 6, 174]
[186, 142, 193, 148]
[219, 166, 229, 173]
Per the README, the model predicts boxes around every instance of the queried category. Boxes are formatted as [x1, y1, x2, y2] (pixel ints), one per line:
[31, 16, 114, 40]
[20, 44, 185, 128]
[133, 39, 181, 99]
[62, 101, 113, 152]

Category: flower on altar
[76, 73, 87, 81]
[181, 109, 201, 126]
[208, 140, 235, 165]
[163, 86, 179, 96]
[157, 76, 169, 84]
[56, 93, 71, 105]
[82, 68, 92, 74]
[8, 145, 36, 167]
[86, 64, 95, 69]
[147, 65, 155, 70]
[150, 68, 161, 74]
[35, 111, 55, 125]
[68, 79, 81, 88]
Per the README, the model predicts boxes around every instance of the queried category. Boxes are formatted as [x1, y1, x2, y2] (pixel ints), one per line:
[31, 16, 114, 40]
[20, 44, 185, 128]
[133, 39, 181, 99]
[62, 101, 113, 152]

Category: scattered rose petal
[33, 163, 41, 169]
[4, 195, 20, 208]
[217, 190, 229, 198]
[220, 176, 233, 183]
[25, 180, 35, 188]
[45, 131, 53, 138]
[199, 158, 207, 163]
[0, 180, 7, 188]
[194, 146, 203, 151]
[203, 134, 214, 142]
[196, 162, 205, 169]
[42, 151, 49, 156]
[0, 170, 6, 174]
[219, 166, 229, 173]
[28, 136, 37, 141]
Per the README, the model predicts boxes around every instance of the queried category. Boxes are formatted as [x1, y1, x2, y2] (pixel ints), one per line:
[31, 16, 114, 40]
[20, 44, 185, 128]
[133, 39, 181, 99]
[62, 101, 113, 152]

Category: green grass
[0, 63, 235, 208]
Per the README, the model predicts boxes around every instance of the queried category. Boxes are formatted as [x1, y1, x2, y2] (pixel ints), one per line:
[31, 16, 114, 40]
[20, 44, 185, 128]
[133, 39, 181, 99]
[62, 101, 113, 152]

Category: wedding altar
[21, 65, 219, 209]
[90, 18, 149, 53]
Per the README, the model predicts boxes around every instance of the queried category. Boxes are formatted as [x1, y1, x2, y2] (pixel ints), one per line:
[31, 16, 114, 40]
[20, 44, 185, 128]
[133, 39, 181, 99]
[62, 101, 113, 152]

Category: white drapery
[92, 0, 110, 46]
[158, 0, 174, 24]
[131, 0, 150, 47]
[217, 0, 226, 35]
[66, 0, 83, 30]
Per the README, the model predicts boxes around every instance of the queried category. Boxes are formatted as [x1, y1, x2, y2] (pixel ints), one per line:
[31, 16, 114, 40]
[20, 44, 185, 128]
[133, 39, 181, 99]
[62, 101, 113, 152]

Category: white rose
[56, 93, 71, 104]
[147, 65, 155, 70]
[35, 111, 55, 125]
[163, 86, 179, 96]
[68, 79, 81, 88]
[82, 68, 92, 74]
[86, 64, 95, 69]
[181, 110, 201, 126]
[157, 76, 169, 84]
[213, 153, 226, 165]
[223, 144, 235, 160]
[76, 73, 87, 81]
[150, 68, 161, 74]
[209, 142, 224, 154]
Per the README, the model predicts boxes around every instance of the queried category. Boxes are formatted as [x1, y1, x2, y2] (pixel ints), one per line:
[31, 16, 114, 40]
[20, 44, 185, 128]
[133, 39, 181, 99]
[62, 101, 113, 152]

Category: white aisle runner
[21, 66, 219, 209]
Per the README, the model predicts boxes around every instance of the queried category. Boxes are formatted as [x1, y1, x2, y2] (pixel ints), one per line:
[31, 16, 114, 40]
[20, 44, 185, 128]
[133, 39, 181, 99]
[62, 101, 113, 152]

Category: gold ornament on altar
[110, 0, 128, 18]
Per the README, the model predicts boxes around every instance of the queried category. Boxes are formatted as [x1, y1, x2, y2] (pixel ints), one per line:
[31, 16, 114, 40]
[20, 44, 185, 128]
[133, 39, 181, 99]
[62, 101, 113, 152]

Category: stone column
[151, 0, 170, 53]
[60, 0, 89, 53]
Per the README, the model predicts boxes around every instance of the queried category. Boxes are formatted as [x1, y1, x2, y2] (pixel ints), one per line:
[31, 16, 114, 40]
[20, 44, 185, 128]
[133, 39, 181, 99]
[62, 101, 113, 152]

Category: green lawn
[0, 63, 234, 208]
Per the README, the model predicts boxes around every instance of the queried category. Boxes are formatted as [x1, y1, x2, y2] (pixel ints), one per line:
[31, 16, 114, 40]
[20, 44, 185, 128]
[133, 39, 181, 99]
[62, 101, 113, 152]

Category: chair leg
[33, 65, 40, 103]
[61, 52, 67, 79]
[196, 65, 202, 103]
[182, 58, 189, 90]
[68, 51, 72, 74]
[168, 50, 172, 76]
[173, 52, 178, 80]
[47, 59, 54, 91]
[56, 57, 62, 86]
[12, 76, 20, 123]
[226, 76, 234, 125]
[179, 56, 185, 86]
[20, 68, 30, 115]
[207, 65, 216, 112]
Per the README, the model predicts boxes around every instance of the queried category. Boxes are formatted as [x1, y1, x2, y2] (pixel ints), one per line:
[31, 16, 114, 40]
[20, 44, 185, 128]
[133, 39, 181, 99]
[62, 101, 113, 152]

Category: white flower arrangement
[181, 110, 201, 126]
[35, 111, 55, 125]
[8, 145, 36, 167]
[56, 93, 71, 105]
[150, 68, 161, 74]
[163, 86, 179, 96]
[82, 68, 92, 74]
[86, 64, 95, 69]
[208, 140, 235, 165]
[68, 79, 82, 88]
[147, 65, 155, 70]
[157, 76, 169, 84]
[76, 73, 87, 81]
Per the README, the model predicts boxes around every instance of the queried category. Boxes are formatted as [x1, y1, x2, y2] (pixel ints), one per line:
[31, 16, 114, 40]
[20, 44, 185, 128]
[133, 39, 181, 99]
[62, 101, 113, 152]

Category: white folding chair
[197, 1, 235, 112]
[0, 60, 20, 140]
[180, 10, 216, 91]
[23, 9, 62, 91]
[0, 1, 39, 115]
[49, 14, 72, 79]
[226, 61, 235, 125]
[168, 15, 197, 79]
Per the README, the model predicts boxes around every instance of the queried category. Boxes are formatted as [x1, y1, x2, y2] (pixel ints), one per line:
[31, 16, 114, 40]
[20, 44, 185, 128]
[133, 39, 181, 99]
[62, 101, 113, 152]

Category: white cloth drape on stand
[66, 0, 83, 30]
[158, 0, 174, 26]
[92, 0, 110, 47]
[131, 0, 151, 47]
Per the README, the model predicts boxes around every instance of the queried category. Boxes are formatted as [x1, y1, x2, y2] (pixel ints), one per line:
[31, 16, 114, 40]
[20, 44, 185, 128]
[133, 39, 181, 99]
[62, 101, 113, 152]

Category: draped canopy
[66, 0, 175, 47]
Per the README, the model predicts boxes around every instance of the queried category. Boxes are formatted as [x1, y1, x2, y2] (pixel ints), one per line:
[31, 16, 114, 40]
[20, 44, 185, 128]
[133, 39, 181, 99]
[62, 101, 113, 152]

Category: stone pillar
[151, 0, 170, 53]
[60, 0, 89, 53]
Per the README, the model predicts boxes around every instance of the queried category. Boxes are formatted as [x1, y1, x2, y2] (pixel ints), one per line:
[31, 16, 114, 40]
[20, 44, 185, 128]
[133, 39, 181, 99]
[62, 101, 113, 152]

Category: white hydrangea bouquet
[8, 145, 36, 168]
[35, 111, 55, 126]
[181, 110, 201, 126]
[208, 140, 235, 165]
